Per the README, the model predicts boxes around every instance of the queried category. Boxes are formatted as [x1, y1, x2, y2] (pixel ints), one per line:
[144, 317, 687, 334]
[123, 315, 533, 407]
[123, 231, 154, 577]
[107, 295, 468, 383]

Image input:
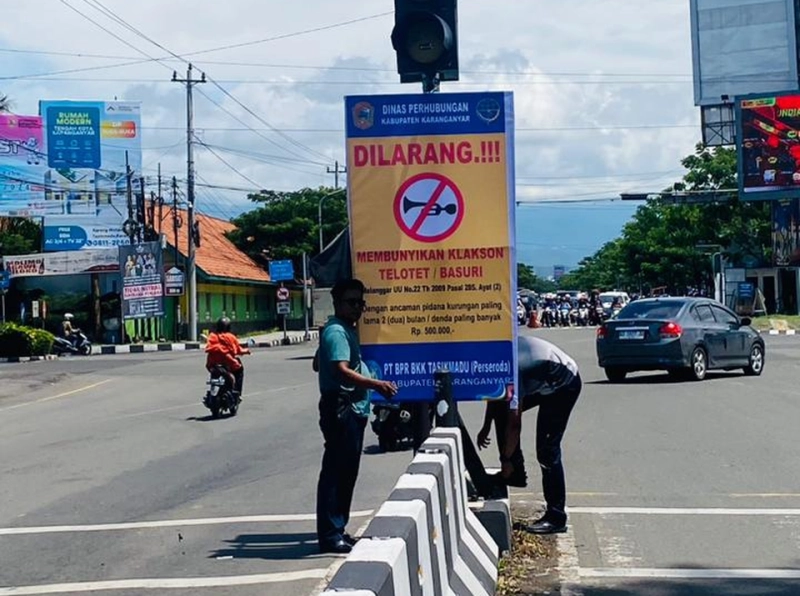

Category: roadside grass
[751, 315, 800, 331]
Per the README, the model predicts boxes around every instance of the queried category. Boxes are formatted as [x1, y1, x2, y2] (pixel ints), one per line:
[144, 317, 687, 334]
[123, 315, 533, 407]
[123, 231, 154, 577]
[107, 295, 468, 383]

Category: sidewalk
[0, 330, 320, 363]
[92, 329, 319, 355]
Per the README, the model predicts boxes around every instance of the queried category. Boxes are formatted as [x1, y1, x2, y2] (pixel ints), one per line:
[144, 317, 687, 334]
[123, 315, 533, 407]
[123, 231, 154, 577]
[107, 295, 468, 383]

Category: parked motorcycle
[52, 331, 92, 356]
[371, 401, 414, 452]
[203, 365, 241, 418]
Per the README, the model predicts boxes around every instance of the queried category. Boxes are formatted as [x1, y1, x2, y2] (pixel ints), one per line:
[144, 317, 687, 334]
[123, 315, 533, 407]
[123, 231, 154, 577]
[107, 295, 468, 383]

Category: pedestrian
[315, 278, 398, 554]
[477, 335, 582, 534]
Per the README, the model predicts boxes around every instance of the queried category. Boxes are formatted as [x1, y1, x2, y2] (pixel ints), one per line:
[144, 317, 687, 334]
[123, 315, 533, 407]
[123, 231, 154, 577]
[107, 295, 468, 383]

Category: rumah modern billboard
[39, 100, 142, 251]
[737, 92, 800, 199]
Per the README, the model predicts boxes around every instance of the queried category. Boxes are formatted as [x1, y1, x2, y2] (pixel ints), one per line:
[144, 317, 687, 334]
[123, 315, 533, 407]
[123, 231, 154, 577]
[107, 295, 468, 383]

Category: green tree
[562, 144, 770, 293]
[0, 217, 41, 256]
[227, 187, 348, 273]
[518, 262, 557, 293]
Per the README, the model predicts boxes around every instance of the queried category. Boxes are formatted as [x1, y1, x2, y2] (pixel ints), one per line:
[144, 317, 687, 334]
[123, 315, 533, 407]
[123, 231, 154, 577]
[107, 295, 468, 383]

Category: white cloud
[0, 0, 702, 217]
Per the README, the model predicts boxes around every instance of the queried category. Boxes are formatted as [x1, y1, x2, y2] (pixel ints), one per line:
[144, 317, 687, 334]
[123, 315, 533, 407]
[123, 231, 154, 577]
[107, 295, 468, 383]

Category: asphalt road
[1, 328, 799, 595]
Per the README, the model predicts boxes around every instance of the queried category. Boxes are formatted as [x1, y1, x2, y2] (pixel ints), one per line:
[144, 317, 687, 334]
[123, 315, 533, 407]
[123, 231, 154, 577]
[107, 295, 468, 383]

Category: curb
[242, 330, 319, 349]
[94, 342, 203, 355]
[0, 354, 59, 364]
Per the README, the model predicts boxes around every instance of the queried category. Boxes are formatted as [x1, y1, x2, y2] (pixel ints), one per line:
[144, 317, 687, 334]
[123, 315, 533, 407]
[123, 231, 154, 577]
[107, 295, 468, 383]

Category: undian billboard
[40, 100, 142, 250]
[346, 92, 517, 402]
[0, 114, 53, 217]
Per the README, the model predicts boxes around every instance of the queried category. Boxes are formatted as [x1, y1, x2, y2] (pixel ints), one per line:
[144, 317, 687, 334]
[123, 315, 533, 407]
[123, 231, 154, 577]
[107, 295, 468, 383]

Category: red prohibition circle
[393, 172, 465, 243]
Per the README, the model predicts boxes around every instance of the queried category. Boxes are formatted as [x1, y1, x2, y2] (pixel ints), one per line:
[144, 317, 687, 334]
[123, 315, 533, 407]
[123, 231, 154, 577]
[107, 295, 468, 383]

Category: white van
[599, 291, 630, 316]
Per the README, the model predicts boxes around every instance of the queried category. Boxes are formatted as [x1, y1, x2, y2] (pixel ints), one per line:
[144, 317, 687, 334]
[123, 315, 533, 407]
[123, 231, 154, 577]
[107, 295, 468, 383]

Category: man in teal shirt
[315, 278, 398, 554]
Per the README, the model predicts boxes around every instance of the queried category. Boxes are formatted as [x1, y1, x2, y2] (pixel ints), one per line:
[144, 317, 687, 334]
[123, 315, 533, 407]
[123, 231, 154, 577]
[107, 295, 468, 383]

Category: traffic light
[391, 0, 459, 85]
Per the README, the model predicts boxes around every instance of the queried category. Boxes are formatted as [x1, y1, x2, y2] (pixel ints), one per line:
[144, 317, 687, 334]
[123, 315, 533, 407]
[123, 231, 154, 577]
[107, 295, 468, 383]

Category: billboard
[40, 100, 142, 251]
[0, 114, 53, 217]
[690, 0, 799, 107]
[119, 241, 164, 319]
[2, 247, 118, 277]
[772, 198, 800, 265]
[346, 91, 517, 403]
[736, 92, 800, 199]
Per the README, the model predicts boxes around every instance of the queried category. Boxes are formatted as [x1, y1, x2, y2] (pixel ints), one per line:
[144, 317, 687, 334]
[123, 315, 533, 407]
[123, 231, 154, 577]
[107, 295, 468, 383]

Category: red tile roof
[156, 208, 271, 283]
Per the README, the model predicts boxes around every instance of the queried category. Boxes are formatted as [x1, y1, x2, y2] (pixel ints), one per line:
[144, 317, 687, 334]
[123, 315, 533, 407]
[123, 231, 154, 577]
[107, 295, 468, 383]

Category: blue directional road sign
[269, 260, 295, 282]
[0, 270, 9, 290]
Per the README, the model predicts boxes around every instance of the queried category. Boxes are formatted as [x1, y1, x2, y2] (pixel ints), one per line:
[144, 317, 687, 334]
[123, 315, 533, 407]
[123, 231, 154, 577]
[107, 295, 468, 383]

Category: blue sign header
[345, 92, 511, 139]
[269, 260, 295, 282]
[44, 103, 103, 169]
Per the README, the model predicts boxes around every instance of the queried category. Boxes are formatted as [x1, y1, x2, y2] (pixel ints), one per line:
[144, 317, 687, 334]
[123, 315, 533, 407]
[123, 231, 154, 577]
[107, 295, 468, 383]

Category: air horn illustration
[403, 196, 457, 216]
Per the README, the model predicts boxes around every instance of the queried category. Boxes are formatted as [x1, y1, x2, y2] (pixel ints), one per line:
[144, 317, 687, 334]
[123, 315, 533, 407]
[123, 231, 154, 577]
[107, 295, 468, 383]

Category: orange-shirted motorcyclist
[205, 317, 250, 397]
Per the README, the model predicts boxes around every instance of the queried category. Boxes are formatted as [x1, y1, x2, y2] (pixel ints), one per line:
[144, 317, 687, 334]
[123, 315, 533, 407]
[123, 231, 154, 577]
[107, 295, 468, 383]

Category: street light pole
[317, 188, 345, 253]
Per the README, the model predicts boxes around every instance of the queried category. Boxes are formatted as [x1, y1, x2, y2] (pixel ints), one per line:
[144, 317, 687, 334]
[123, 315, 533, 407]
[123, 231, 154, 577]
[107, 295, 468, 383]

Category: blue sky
[0, 0, 700, 265]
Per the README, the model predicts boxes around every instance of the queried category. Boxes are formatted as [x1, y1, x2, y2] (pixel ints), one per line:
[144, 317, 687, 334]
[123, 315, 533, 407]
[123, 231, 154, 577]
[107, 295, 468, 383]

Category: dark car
[596, 297, 765, 382]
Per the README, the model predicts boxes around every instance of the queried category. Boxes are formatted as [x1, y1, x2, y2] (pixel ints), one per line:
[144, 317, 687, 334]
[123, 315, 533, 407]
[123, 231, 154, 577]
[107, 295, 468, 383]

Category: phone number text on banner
[346, 91, 518, 402]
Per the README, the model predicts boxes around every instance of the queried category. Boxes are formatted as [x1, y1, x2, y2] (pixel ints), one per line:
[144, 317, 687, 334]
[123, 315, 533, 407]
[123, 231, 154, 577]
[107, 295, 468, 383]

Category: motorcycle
[52, 331, 92, 356]
[516, 301, 528, 325]
[576, 305, 590, 327]
[203, 364, 241, 418]
[558, 304, 573, 327]
[541, 305, 556, 328]
[371, 401, 414, 452]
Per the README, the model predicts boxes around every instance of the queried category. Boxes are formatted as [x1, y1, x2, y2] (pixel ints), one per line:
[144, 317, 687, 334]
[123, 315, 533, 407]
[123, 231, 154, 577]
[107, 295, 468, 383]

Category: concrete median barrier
[318, 426, 507, 596]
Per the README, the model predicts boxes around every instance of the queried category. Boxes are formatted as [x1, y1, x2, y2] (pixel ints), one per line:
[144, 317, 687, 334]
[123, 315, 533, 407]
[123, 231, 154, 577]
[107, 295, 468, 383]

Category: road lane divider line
[115, 383, 315, 419]
[0, 380, 112, 413]
[570, 507, 800, 515]
[580, 568, 800, 580]
[0, 510, 374, 536]
[0, 569, 329, 595]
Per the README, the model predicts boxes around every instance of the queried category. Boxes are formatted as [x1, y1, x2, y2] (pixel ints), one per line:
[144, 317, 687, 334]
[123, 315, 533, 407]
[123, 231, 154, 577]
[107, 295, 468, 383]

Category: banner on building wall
[345, 91, 517, 402]
[119, 241, 164, 319]
[2, 247, 119, 277]
[40, 100, 142, 251]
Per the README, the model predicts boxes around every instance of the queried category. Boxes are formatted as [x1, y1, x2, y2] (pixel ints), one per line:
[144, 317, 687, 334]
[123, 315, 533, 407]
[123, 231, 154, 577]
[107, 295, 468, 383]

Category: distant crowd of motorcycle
[517, 290, 631, 328]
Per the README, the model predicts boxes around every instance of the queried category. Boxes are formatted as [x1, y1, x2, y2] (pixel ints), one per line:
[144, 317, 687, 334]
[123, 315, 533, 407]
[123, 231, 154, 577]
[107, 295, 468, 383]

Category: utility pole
[173, 64, 206, 342]
[326, 161, 347, 190]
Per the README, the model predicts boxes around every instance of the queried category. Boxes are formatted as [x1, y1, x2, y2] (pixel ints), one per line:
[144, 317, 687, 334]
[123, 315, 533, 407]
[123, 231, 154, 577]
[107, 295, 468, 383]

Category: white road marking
[0, 570, 329, 594]
[0, 380, 112, 413]
[0, 510, 373, 536]
[570, 507, 800, 515]
[580, 568, 800, 580]
[114, 383, 314, 419]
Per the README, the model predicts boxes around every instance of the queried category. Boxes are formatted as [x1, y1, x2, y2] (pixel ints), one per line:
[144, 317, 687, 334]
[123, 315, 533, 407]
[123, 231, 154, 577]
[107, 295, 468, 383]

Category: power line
[198, 142, 268, 190]
[60, 0, 334, 169]
[0, 75, 698, 86]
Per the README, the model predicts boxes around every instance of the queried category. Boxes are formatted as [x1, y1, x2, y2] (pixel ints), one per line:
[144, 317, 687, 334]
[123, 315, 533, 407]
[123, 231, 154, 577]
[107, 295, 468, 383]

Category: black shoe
[343, 533, 359, 546]
[319, 538, 352, 554]
[526, 517, 567, 535]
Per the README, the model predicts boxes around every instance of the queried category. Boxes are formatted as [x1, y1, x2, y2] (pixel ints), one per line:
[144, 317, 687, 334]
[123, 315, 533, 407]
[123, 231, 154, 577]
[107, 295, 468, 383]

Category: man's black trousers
[316, 398, 367, 546]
